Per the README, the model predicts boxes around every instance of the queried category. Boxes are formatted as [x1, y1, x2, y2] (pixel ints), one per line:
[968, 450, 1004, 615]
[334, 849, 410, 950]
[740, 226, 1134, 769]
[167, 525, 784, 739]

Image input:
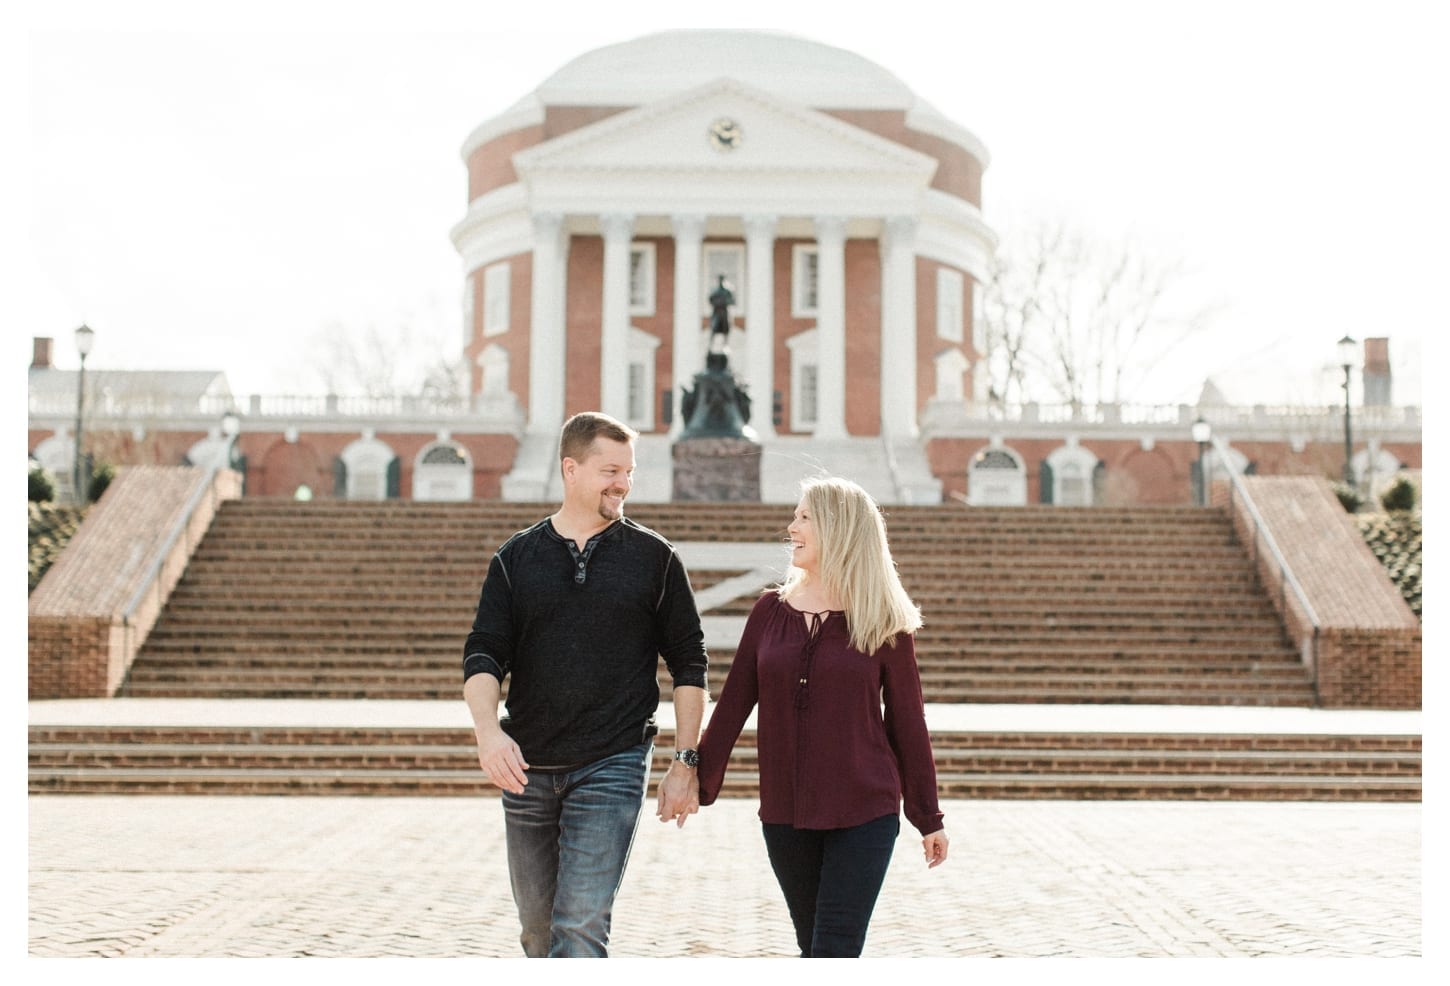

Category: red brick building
[26, 31, 1421, 505]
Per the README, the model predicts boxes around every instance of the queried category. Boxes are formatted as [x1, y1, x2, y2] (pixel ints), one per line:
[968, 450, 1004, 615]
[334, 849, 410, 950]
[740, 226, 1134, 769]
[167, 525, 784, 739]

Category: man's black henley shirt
[463, 516, 709, 768]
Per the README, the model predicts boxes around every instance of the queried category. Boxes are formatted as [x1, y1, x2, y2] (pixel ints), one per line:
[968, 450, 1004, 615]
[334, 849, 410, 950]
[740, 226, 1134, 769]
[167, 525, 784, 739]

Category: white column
[880, 215, 919, 438]
[670, 214, 705, 436]
[743, 214, 777, 439]
[599, 212, 634, 423]
[813, 215, 847, 440]
[527, 211, 567, 435]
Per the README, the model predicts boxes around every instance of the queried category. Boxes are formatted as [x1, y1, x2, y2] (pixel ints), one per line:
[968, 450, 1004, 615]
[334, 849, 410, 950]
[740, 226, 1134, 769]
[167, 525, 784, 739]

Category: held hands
[923, 830, 949, 868]
[655, 761, 700, 828]
[475, 727, 530, 794]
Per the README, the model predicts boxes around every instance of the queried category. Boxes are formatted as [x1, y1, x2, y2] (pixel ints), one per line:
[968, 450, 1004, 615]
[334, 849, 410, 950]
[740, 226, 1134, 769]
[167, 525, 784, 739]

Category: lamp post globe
[72, 324, 95, 505]
[1337, 335, 1356, 487]
[1191, 417, 1211, 507]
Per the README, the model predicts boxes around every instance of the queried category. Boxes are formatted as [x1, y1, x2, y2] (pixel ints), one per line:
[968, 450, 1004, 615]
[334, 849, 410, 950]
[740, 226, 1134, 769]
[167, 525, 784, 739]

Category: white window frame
[936, 268, 964, 343]
[478, 343, 511, 400]
[970, 275, 986, 355]
[934, 348, 969, 403]
[967, 442, 1028, 506]
[483, 262, 510, 338]
[785, 328, 819, 433]
[791, 244, 819, 318]
[462, 275, 475, 348]
[340, 435, 396, 502]
[702, 243, 745, 315]
[625, 326, 662, 432]
[629, 242, 656, 317]
[1046, 441, 1101, 507]
[414, 440, 472, 502]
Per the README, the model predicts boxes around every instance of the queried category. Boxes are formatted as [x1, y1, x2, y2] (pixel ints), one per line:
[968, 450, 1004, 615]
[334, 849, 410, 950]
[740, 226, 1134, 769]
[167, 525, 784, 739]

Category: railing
[117, 450, 238, 670]
[919, 398, 1421, 437]
[1210, 436, 1322, 698]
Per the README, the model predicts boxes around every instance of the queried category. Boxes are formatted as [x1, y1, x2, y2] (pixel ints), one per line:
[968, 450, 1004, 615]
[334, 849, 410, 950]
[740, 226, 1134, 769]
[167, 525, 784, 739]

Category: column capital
[813, 215, 847, 245]
[600, 212, 635, 242]
[883, 214, 919, 243]
[531, 211, 564, 237]
[671, 214, 706, 240]
[742, 214, 779, 240]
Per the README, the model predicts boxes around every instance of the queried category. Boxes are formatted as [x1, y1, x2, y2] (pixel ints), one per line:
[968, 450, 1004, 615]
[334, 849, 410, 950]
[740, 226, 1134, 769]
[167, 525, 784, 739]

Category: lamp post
[71, 324, 95, 505]
[1191, 416, 1211, 507]
[1336, 335, 1356, 486]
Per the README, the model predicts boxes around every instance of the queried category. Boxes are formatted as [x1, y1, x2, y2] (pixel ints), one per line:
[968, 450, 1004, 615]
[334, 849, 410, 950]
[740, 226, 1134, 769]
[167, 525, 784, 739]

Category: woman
[697, 476, 948, 957]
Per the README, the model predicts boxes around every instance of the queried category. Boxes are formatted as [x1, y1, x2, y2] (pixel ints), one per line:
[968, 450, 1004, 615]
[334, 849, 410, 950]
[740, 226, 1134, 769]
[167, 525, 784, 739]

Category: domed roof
[532, 29, 919, 110]
[465, 29, 987, 168]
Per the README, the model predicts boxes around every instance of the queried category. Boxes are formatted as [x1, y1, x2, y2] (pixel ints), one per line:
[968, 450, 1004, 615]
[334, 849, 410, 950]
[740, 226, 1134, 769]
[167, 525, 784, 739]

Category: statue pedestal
[672, 437, 760, 502]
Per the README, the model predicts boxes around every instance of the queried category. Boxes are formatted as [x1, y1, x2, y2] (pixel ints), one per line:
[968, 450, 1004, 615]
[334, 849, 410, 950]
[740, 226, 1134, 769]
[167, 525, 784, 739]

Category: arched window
[1044, 441, 1102, 506]
[414, 441, 472, 502]
[339, 434, 398, 501]
[967, 443, 1027, 506]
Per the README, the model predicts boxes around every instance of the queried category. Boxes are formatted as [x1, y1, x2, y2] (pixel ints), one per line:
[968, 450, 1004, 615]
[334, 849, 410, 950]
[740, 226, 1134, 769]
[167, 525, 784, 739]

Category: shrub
[1357, 512, 1422, 618]
[29, 501, 86, 592]
[1331, 481, 1363, 513]
[1379, 475, 1417, 513]
[87, 462, 116, 503]
[29, 466, 54, 503]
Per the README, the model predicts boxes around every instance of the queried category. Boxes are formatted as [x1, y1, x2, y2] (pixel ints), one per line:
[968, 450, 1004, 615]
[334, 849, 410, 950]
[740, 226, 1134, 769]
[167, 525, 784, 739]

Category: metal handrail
[118, 453, 234, 661]
[1209, 436, 1321, 689]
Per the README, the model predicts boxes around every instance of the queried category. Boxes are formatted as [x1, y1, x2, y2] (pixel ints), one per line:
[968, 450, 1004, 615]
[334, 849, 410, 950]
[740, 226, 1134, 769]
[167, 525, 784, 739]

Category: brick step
[27, 724, 1420, 752]
[138, 625, 1290, 648]
[28, 725, 1421, 800]
[914, 662, 1309, 678]
[914, 672, 1311, 692]
[29, 769, 1420, 800]
[28, 742, 1419, 777]
[118, 677, 1315, 706]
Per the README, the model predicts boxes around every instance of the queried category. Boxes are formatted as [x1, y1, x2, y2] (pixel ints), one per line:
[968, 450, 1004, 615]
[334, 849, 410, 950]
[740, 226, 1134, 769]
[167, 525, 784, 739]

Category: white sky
[11, 0, 1446, 408]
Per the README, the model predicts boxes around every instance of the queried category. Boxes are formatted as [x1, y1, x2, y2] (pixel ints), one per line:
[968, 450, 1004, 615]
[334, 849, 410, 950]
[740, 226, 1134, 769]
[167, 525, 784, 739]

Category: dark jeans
[500, 741, 652, 957]
[761, 812, 900, 957]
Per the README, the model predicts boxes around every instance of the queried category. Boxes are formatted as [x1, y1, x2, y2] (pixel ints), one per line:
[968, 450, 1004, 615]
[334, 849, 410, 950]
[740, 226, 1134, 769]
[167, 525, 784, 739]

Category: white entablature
[512, 78, 938, 222]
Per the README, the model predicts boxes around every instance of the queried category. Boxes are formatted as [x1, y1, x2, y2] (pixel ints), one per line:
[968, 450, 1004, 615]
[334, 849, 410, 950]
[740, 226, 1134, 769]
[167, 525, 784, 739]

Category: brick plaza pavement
[28, 794, 1421, 960]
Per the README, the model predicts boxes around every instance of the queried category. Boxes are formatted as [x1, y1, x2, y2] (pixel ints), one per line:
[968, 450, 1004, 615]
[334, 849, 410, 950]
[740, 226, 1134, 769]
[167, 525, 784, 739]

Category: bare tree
[306, 315, 466, 403]
[982, 218, 1216, 408]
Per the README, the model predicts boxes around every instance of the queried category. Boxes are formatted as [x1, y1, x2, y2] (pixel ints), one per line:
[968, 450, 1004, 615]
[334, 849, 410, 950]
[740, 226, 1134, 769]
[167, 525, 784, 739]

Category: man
[463, 411, 708, 958]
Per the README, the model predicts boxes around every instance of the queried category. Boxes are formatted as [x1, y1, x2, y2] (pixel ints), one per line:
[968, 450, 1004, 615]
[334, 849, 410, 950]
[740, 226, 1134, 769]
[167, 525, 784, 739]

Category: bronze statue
[708, 275, 734, 352]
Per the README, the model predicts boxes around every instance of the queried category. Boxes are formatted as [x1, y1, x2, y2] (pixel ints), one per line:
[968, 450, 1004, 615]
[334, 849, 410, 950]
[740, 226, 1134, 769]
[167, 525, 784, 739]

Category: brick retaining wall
[1215, 476, 1420, 708]
[29, 465, 242, 698]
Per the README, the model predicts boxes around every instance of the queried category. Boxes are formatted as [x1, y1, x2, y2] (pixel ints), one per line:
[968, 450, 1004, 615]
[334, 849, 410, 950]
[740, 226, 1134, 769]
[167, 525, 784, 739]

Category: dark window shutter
[333, 457, 347, 498]
[1039, 460, 1054, 504]
[387, 457, 401, 499]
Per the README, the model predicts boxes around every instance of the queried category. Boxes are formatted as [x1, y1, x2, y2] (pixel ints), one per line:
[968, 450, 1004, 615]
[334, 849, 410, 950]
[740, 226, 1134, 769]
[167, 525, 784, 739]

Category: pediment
[513, 77, 937, 182]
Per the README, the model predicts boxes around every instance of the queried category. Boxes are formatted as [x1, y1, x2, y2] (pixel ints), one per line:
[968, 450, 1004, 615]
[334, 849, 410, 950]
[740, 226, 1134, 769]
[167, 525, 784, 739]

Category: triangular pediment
[514, 77, 937, 182]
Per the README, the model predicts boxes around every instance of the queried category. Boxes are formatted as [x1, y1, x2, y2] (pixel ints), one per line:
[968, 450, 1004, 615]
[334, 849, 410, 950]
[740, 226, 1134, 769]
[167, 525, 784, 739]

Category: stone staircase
[27, 725, 1421, 801]
[28, 498, 1415, 801]
[116, 500, 1313, 706]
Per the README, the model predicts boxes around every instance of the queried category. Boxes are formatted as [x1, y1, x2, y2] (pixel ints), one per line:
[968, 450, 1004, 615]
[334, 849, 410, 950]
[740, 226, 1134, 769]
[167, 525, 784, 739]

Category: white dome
[464, 29, 987, 170]
[534, 29, 919, 110]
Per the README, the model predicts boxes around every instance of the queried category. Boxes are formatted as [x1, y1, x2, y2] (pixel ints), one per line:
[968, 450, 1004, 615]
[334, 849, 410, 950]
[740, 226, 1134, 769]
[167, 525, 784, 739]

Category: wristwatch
[673, 748, 700, 768]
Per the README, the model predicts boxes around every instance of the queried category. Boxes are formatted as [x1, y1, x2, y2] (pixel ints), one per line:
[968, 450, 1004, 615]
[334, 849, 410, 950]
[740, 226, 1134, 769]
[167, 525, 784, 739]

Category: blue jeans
[761, 813, 900, 957]
[500, 741, 652, 957]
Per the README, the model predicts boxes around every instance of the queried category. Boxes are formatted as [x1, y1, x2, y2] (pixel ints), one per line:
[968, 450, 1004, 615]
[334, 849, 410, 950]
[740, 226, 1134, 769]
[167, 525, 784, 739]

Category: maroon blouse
[697, 592, 944, 836]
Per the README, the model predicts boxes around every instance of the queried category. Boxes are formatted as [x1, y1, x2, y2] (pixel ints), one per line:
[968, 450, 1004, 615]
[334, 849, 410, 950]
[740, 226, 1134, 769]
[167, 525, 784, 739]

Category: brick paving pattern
[28, 795, 1419, 958]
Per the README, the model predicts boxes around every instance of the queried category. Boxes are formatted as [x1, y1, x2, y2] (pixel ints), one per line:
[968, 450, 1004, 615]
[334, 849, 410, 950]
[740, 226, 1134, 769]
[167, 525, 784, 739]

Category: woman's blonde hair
[779, 476, 922, 654]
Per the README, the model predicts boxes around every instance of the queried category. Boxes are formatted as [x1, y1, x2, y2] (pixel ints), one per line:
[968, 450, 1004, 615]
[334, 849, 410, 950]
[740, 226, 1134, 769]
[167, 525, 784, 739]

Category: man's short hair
[559, 411, 638, 464]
